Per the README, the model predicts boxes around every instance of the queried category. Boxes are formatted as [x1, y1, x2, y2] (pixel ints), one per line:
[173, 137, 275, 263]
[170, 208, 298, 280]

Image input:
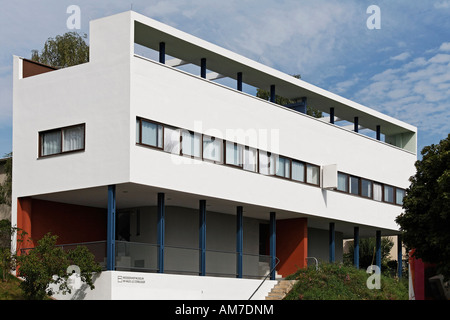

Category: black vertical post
[354, 117, 359, 133]
[270, 212, 276, 280]
[330, 107, 335, 124]
[329, 222, 335, 263]
[270, 85, 276, 103]
[354, 227, 360, 269]
[199, 200, 206, 276]
[236, 206, 243, 278]
[237, 72, 243, 91]
[159, 42, 165, 64]
[201, 58, 207, 79]
[376, 125, 381, 141]
[157, 192, 165, 273]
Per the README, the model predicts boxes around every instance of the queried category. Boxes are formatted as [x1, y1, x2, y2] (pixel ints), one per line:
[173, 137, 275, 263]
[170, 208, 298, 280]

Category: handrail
[248, 257, 280, 300]
[305, 257, 319, 270]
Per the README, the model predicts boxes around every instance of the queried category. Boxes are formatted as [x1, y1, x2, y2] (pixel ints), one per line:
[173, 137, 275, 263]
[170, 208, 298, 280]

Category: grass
[0, 269, 26, 300]
[284, 263, 408, 300]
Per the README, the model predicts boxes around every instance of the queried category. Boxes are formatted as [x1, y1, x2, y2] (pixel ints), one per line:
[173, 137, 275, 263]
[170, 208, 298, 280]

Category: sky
[0, 0, 449, 158]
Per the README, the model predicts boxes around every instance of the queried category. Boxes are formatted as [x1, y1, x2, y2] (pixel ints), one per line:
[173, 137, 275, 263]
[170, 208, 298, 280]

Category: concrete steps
[265, 280, 297, 300]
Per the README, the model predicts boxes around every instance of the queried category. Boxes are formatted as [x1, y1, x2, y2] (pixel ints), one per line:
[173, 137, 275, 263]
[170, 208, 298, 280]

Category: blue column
[376, 125, 381, 141]
[157, 193, 165, 273]
[270, 85, 276, 103]
[354, 227, 360, 269]
[354, 117, 359, 133]
[397, 234, 402, 279]
[330, 107, 335, 124]
[237, 72, 243, 91]
[107, 185, 116, 271]
[236, 206, 243, 278]
[376, 230, 382, 270]
[329, 222, 335, 263]
[201, 58, 207, 79]
[199, 200, 206, 276]
[159, 42, 165, 64]
[269, 212, 276, 280]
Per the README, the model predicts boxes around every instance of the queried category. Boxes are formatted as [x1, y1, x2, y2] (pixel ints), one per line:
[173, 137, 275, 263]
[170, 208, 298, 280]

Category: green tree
[396, 134, 450, 280]
[17, 232, 101, 300]
[256, 75, 323, 118]
[31, 32, 89, 68]
[344, 237, 394, 271]
[0, 153, 12, 206]
[0, 219, 27, 282]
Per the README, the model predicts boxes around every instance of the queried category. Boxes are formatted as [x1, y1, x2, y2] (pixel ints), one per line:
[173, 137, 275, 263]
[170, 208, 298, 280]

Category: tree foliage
[256, 75, 323, 118]
[0, 153, 12, 206]
[396, 134, 450, 280]
[0, 220, 27, 282]
[344, 237, 394, 271]
[17, 232, 101, 300]
[31, 32, 89, 68]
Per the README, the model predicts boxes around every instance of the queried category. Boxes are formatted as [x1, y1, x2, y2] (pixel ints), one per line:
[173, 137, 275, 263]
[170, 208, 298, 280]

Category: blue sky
[0, 0, 449, 158]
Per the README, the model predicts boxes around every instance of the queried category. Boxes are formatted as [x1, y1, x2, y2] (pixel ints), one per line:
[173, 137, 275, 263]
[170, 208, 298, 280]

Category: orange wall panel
[276, 218, 308, 277]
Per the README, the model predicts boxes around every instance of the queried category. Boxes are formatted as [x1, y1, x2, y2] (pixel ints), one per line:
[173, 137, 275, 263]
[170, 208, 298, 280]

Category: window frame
[306, 163, 320, 186]
[224, 141, 244, 168]
[136, 117, 164, 150]
[38, 123, 86, 158]
[202, 134, 223, 164]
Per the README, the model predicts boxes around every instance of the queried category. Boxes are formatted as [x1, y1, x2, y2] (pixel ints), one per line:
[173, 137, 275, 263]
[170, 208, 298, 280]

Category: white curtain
[181, 130, 201, 157]
[225, 142, 242, 166]
[306, 165, 319, 184]
[259, 151, 275, 175]
[164, 127, 180, 154]
[42, 130, 61, 156]
[373, 183, 382, 201]
[243, 147, 257, 172]
[292, 161, 305, 182]
[337, 173, 348, 191]
[63, 125, 84, 152]
[203, 136, 222, 162]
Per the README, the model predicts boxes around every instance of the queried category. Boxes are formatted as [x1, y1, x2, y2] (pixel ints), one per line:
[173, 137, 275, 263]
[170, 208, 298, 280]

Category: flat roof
[126, 11, 417, 137]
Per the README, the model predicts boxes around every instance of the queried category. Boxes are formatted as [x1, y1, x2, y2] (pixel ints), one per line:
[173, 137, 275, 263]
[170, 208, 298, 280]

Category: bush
[284, 263, 408, 300]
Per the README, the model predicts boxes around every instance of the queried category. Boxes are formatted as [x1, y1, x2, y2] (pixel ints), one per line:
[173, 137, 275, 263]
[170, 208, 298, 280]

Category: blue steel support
[199, 200, 206, 276]
[330, 107, 335, 124]
[270, 85, 276, 103]
[376, 230, 382, 270]
[397, 234, 402, 279]
[354, 117, 359, 133]
[237, 72, 243, 91]
[354, 227, 360, 269]
[329, 222, 335, 263]
[236, 206, 243, 278]
[157, 192, 165, 273]
[376, 125, 381, 141]
[107, 185, 116, 271]
[159, 42, 165, 64]
[269, 212, 276, 280]
[201, 58, 207, 79]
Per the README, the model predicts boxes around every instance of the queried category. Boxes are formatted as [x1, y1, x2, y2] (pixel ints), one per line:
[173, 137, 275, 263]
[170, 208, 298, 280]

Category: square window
[306, 164, 319, 185]
[275, 156, 290, 179]
[225, 141, 243, 167]
[361, 179, 372, 198]
[292, 160, 305, 182]
[203, 135, 223, 163]
[349, 176, 360, 195]
[337, 172, 348, 192]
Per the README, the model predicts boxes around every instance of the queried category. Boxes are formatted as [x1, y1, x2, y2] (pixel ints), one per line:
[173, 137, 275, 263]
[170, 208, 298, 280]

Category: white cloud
[352, 42, 450, 141]
[390, 52, 411, 61]
[439, 42, 450, 52]
[434, 1, 450, 9]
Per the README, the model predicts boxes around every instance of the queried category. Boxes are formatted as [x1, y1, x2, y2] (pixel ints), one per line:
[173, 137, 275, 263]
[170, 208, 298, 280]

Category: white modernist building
[12, 11, 417, 300]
